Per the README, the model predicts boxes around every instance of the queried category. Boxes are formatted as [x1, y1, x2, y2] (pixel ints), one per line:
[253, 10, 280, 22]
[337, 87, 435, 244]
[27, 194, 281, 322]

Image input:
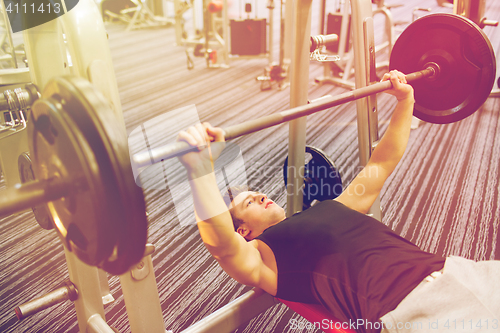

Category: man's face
[231, 191, 286, 240]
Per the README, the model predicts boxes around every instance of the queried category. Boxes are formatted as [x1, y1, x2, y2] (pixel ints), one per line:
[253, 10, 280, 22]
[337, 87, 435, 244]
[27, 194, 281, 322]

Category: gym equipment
[228, 0, 274, 66]
[256, 0, 290, 91]
[103, 0, 174, 31]
[135, 67, 436, 165]
[134, 14, 496, 166]
[230, 18, 266, 54]
[15, 281, 78, 320]
[310, 34, 340, 53]
[454, 0, 498, 28]
[259, 33, 339, 90]
[390, 14, 496, 124]
[316, 0, 403, 90]
[326, 12, 351, 54]
[315, 0, 355, 90]
[0, 0, 30, 84]
[4, 0, 157, 332]
[202, 0, 228, 68]
[230, 10, 266, 56]
[2, 5, 496, 333]
[283, 146, 342, 210]
[173, 0, 197, 45]
[18, 152, 54, 230]
[437, 0, 454, 8]
[180, 0, 230, 69]
[412, 7, 432, 23]
[371, 0, 405, 57]
[3, 12, 491, 277]
[0, 77, 148, 276]
[180, 0, 274, 69]
[0, 84, 38, 189]
[0, 0, 21, 69]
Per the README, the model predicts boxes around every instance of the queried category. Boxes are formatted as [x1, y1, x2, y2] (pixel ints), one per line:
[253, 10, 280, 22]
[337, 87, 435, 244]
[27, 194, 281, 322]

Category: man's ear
[237, 225, 250, 239]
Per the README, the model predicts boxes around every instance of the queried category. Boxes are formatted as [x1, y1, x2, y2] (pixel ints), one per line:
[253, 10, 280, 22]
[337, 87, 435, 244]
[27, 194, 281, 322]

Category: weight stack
[230, 19, 266, 56]
[326, 13, 351, 53]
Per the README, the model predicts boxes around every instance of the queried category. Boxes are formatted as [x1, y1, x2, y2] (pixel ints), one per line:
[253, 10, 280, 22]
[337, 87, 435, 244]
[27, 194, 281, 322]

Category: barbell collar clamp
[310, 34, 339, 53]
[0, 83, 39, 112]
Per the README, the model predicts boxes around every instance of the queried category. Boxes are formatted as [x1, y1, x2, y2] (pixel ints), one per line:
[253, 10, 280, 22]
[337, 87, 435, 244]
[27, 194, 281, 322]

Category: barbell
[134, 14, 496, 168]
[0, 13, 495, 275]
[0, 77, 148, 276]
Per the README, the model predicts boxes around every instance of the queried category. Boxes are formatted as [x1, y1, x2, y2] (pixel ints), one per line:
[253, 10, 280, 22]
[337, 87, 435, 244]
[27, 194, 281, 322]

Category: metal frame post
[23, 0, 125, 131]
[267, 1, 274, 64]
[180, 289, 278, 333]
[350, 0, 382, 220]
[286, 0, 313, 216]
[19, 0, 130, 330]
[119, 245, 166, 332]
[64, 247, 114, 333]
[222, 0, 230, 66]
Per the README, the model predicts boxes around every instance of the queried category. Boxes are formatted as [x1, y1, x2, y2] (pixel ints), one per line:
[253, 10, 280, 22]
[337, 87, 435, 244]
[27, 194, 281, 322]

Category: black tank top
[256, 200, 445, 333]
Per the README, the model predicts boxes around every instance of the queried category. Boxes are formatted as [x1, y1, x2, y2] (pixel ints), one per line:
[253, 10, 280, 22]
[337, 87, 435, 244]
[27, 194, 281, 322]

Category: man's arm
[336, 70, 415, 214]
[177, 123, 265, 287]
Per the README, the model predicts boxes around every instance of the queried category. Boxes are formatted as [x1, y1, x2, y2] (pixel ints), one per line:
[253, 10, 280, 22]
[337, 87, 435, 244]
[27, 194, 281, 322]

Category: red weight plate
[390, 14, 496, 124]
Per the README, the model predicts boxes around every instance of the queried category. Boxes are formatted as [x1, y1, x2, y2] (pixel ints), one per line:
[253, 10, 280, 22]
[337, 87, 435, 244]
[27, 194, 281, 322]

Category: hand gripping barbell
[0, 14, 495, 275]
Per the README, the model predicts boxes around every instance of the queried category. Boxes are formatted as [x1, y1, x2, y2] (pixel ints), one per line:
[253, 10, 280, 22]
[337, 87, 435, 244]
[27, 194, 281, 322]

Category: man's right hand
[381, 70, 414, 102]
[176, 122, 226, 174]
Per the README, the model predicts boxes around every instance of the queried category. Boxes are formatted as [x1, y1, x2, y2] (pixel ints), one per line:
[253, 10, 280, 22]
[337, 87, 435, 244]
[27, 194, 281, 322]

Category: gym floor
[0, 0, 499, 332]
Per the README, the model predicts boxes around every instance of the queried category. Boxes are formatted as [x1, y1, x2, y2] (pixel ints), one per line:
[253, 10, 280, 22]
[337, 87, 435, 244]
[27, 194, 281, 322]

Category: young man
[176, 71, 500, 333]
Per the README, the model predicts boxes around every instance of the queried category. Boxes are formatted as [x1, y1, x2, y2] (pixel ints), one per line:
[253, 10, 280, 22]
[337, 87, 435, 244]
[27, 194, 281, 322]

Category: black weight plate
[18, 152, 55, 230]
[28, 76, 147, 275]
[283, 146, 342, 209]
[390, 14, 496, 124]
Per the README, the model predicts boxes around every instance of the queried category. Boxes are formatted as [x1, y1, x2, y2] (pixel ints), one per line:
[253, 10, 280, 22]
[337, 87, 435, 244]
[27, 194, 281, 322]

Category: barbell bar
[134, 14, 496, 168]
[133, 67, 437, 169]
[0, 13, 495, 276]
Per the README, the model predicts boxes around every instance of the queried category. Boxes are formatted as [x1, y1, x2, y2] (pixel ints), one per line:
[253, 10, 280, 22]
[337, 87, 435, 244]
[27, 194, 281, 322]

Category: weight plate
[390, 14, 496, 124]
[283, 146, 342, 210]
[18, 152, 55, 230]
[28, 76, 147, 275]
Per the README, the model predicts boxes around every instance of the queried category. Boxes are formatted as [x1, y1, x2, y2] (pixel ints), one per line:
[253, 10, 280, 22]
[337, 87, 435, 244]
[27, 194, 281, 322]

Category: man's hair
[222, 185, 250, 231]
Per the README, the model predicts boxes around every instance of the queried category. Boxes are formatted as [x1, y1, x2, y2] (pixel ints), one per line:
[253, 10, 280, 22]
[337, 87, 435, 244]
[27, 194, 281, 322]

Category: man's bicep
[335, 162, 390, 214]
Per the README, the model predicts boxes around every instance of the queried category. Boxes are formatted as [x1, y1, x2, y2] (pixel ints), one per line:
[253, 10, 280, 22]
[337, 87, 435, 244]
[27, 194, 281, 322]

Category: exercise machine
[315, 0, 402, 90]
[315, 0, 355, 90]
[256, 0, 293, 91]
[180, 0, 274, 69]
[103, 0, 174, 31]
[455, 0, 499, 97]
